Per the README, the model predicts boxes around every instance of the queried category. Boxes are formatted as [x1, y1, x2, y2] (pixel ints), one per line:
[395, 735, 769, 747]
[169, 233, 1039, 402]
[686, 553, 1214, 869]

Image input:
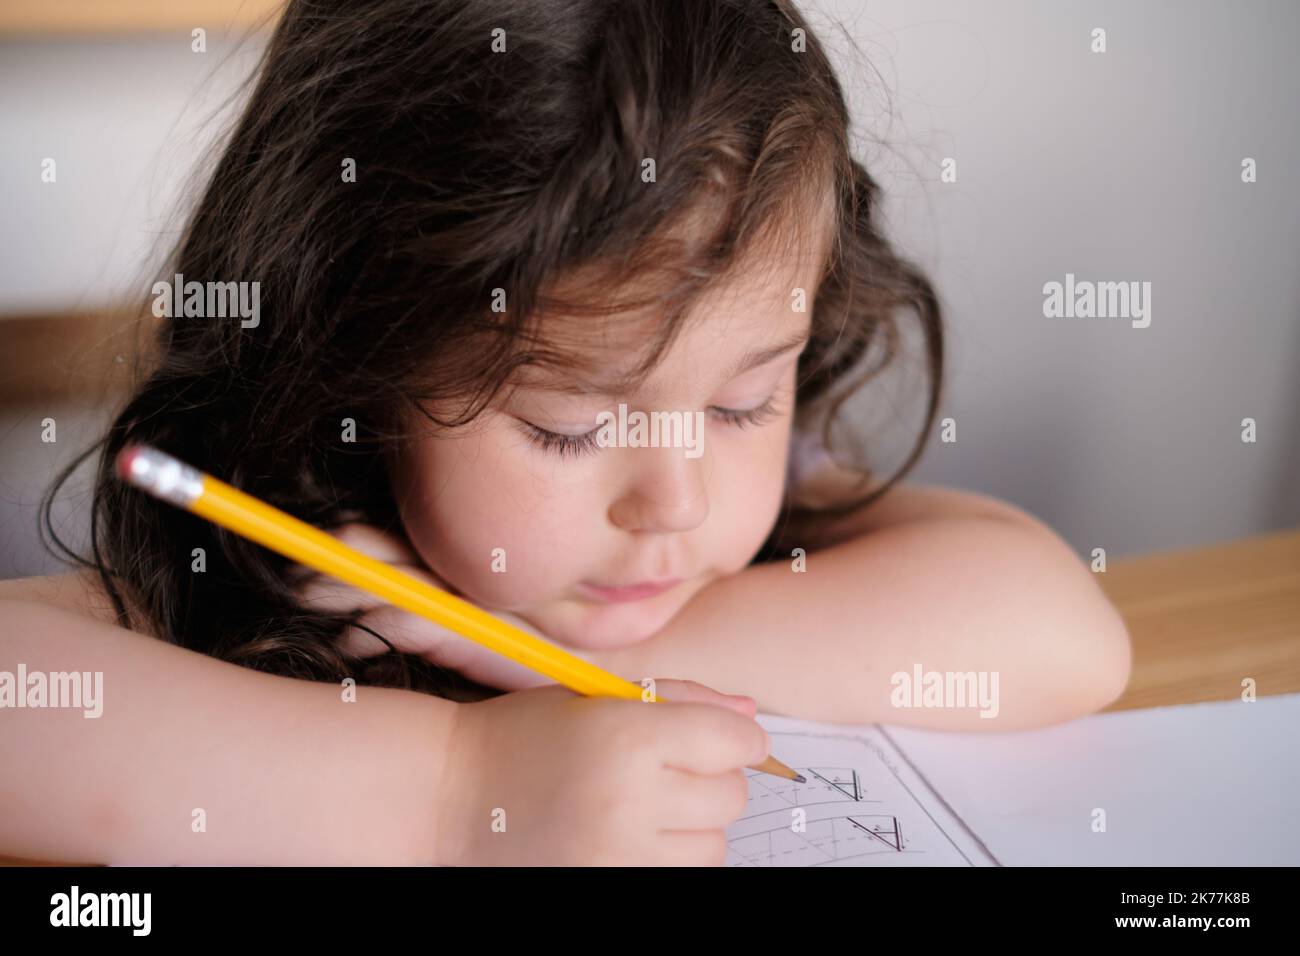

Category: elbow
[1040, 577, 1134, 725]
[1072, 600, 1132, 715]
[993, 604, 1131, 731]
[993, 520, 1135, 727]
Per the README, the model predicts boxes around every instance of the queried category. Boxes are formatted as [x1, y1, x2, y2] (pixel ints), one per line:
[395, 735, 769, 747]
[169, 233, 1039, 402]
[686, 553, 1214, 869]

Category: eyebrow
[520, 330, 811, 398]
[723, 330, 812, 379]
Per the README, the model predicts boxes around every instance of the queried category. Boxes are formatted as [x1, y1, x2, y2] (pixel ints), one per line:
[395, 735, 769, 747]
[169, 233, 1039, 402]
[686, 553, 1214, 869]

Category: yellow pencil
[114, 443, 803, 783]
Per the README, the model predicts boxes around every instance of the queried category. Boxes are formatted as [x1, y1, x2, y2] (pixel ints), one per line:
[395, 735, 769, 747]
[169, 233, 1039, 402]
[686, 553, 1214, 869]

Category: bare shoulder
[842, 481, 1038, 533]
[0, 569, 127, 629]
[788, 464, 1038, 551]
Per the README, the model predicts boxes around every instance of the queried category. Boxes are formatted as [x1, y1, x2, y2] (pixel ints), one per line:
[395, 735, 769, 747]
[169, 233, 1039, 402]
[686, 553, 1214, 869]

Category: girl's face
[389, 249, 822, 652]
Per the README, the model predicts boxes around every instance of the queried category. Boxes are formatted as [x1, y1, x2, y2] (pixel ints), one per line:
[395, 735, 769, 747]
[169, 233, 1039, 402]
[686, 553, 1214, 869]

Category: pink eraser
[115, 444, 142, 482]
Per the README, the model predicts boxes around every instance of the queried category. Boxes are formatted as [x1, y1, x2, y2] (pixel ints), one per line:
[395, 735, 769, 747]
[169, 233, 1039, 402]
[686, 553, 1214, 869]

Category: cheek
[392, 426, 597, 606]
[706, 419, 793, 568]
[707, 369, 795, 564]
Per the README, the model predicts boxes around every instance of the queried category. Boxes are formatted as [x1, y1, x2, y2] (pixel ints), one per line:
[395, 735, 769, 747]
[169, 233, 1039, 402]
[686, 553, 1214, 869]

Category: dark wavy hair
[41, 0, 943, 702]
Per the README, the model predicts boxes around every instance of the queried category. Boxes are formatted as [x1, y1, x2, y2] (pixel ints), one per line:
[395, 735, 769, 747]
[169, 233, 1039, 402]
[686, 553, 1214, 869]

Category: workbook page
[726, 714, 998, 866]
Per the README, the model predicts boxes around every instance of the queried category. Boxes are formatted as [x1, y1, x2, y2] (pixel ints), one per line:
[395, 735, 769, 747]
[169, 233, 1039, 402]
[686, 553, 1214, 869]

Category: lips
[578, 577, 684, 603]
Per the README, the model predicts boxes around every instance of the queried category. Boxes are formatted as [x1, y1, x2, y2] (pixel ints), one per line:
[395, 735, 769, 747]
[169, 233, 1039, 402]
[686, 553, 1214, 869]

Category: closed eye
[517, 393, 785, 459]
[708, 394, 782, 429]
[517, 421, 602, 459]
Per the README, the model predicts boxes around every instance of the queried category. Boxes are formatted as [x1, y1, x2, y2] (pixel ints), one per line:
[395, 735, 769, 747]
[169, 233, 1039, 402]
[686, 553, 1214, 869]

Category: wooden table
[5, 525, 1299, 866]
[1099, 525, 1300, 710]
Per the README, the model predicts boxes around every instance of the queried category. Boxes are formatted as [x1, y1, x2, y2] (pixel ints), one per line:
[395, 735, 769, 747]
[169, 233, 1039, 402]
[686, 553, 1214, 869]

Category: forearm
[606, 517, 1131, 730]
[0, 599, 455, 864]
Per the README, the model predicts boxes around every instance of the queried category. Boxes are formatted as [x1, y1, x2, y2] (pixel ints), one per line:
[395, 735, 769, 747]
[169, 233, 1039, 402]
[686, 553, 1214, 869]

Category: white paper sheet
[730, 694, 1300, 866]
[885, 693, 1300, 866]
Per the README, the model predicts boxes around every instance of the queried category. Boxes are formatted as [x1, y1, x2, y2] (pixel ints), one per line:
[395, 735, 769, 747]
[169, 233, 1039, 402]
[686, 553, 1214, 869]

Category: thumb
[642, 677, 757, 717]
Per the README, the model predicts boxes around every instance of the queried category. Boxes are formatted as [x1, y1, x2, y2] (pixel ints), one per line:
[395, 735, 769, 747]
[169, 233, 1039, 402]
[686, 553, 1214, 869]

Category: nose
[607, 444, 710, 534]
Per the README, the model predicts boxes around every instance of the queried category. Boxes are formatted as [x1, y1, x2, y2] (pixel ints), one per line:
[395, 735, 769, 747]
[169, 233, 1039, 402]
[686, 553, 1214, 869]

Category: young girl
[0, 0, 1129, 866]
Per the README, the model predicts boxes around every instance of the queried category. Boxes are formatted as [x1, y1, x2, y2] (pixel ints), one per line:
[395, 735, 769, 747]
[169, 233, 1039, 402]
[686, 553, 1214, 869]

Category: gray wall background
[1, 0, 1297, 578]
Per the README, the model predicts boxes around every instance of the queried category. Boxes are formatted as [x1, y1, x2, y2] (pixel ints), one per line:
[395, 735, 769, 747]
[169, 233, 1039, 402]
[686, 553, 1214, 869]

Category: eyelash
[519, 395, 784, 459]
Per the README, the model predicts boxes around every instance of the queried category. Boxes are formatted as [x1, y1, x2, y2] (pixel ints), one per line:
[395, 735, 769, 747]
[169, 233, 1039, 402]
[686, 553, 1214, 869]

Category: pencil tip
[793, 774, 806, 784]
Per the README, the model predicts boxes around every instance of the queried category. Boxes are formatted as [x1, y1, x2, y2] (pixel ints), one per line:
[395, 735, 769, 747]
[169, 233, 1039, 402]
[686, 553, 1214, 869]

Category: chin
[540, 586, 694, 651]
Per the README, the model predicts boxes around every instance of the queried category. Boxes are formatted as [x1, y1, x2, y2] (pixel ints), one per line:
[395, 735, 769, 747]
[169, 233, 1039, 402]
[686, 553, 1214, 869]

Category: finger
[651, 700, 770, 776]
[284, 562, 319, 587]
[655, 767, 751, 830]
[337, 606, 553, 691]
[417, 606, 578, 690]
[287, 522, 429, 589]
[296, 574, 385, 613]
[338, 618, 401, 657]
[294, 558, 443, 613]
[338, 604, 458, 657]
[330, 522, 424, 564]
[644, 678, 756, 716]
